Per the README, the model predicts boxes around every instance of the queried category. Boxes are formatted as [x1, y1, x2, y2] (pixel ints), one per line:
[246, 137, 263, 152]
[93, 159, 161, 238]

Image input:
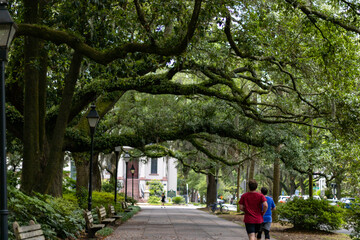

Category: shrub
[63, 192, 78, 205]
[96, 227, 114, 237]
[127, 196, 138, 205]
[148, 180, 164, 197]
[148, 196, 160, 204]
[75, 187, 88, 209]
[344, 198, 360, 240]
[7, 170, 20, 188]
[277, 197, 344, 231]
[172, 196, 185, 204]
[101, 181, 115, 193]
[64, 191, 124, 211]
[92, 191, 115, 207]
[8, 187, 84, 240]
[119, 206, 140, 221]
[62, 173, 76, 194]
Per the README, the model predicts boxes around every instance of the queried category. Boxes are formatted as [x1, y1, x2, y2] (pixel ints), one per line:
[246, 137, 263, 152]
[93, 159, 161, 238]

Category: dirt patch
[202, 209, 351, 240]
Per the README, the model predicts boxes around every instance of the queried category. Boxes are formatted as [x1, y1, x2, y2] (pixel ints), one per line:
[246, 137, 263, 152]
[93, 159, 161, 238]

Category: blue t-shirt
[263, 196, 276, 223]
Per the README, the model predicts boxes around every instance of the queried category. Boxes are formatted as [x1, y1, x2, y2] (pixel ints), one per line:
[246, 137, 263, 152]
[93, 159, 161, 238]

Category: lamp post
[123, 151, 130, 202]
[0, 2, 17, 239]
[130, 165, 135, 204]
[86, 105, 99, 211]
[114, 146, 121, 204]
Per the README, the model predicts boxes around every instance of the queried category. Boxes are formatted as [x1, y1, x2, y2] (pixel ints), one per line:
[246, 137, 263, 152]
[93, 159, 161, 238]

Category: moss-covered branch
[188, 137, 247, 166]
[285, 0, 360, 34]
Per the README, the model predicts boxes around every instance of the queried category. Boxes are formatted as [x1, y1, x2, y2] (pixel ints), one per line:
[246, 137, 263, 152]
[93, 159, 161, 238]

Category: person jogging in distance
[161, 192, 166, 208]
[239, 180, 268, 240]
[257, 187, 276, 240]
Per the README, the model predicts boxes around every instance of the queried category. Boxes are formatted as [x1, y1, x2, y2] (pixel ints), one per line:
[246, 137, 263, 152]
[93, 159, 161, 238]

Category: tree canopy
[5, 0, 360, 197]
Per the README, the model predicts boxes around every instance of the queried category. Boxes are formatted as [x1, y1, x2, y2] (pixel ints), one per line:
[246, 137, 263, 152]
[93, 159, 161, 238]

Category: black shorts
[245, 223, 261, 234]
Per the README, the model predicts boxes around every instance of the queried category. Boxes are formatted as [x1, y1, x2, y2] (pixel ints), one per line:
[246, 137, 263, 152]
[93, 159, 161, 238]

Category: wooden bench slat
[19, 230, 44, 239]
[102, 218, 115, 222]
[17, 225, 42, 233]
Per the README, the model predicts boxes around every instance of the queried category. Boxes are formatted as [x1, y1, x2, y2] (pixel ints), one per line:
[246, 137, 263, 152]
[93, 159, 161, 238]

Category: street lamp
[130, 165, 135, 204]
[123, 151, 130, 202]
[114, 146, 121, 204]
[0, 2, 17, 239]
[86, 105, 99, 211]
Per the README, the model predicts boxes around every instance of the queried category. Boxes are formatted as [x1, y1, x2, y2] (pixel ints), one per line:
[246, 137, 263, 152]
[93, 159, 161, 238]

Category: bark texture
[206, 174, 217, 206]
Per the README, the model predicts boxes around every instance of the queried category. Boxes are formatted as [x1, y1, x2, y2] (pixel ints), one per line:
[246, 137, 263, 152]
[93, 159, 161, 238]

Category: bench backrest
[84, 210, 95, 228]
[96, 206, 107, 221]
[13, 220, 45, 240]
[108, 205, 116, 215]
[121, 201, 127, 209]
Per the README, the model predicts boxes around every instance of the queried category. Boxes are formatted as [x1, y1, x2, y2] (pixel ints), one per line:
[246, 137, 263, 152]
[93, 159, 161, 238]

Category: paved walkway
[105, 205, 250, 240]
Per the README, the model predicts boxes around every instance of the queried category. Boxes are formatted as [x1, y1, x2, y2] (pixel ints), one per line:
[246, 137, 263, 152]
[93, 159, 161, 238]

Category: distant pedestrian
[161, 193, 166, 208]
[239, 180, 268, 240]
[257, 187, 276, 240]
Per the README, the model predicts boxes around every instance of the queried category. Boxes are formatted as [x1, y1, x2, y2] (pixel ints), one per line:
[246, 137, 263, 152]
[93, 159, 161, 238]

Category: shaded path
[105, 206, 250, 240]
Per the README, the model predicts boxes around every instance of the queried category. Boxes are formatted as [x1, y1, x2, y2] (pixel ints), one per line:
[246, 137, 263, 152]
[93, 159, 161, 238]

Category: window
[151, 158, 158, 174]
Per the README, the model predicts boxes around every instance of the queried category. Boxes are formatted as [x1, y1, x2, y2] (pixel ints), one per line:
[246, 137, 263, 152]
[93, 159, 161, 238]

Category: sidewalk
[105, 205, 251, 239]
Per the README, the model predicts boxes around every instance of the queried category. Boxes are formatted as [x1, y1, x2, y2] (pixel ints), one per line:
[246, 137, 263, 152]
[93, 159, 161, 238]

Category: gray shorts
[261, 222, 272, 231]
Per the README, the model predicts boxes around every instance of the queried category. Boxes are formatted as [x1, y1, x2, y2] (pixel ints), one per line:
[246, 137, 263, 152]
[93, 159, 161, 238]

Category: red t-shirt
[239, 191, 267, 224]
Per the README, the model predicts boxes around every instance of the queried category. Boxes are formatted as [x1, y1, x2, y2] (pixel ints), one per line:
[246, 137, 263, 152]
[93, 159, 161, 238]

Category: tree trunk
[21, 0, 84, 196]
[21, 0, 42, 195]
[272, 144, 282, 222]
[47, 152, 65, 196]
[309, 171, 313, 198]
[273, 158, 280, 204]
[246, 162, 249, 192]
[191, 189, 196, 202]
[39, 52, 83, 195]
[308, 119, 313, 198]
[249, 156, 255, 181]
[236, 165, 241, 212]
[74, 153, 89, 194]
[20, 0, 126, 196]
[92, 153, 102, 191]
[335, 177, 342, 199]
[300, 177, 306, 195]
[207, 174, 216, 206]
[290, 174, 296, 195]
[106, 153, 116, 186]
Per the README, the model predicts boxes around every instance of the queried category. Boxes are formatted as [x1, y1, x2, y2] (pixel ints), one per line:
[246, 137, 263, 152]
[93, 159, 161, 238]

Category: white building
[64, 152, 178, 202]
[117, 155, 177, 202]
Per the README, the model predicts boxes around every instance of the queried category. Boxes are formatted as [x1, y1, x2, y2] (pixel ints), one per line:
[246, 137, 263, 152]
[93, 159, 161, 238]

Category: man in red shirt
[239, 180, 268, 240]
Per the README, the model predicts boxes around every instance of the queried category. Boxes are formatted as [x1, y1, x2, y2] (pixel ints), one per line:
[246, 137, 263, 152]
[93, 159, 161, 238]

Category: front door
[127, 159, 138, 179]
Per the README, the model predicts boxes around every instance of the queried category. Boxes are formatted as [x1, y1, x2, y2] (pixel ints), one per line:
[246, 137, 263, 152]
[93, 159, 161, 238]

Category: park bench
[83, 210, 105, 238]
[13, 220, 44, 240]
[96, 206, 116, 225]
[108, 204, 122, 220]
[121, 201, 131, 212]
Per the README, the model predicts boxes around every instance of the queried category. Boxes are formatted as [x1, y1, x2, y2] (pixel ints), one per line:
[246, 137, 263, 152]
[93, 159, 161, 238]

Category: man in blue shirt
[257, 187, 276, 240]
